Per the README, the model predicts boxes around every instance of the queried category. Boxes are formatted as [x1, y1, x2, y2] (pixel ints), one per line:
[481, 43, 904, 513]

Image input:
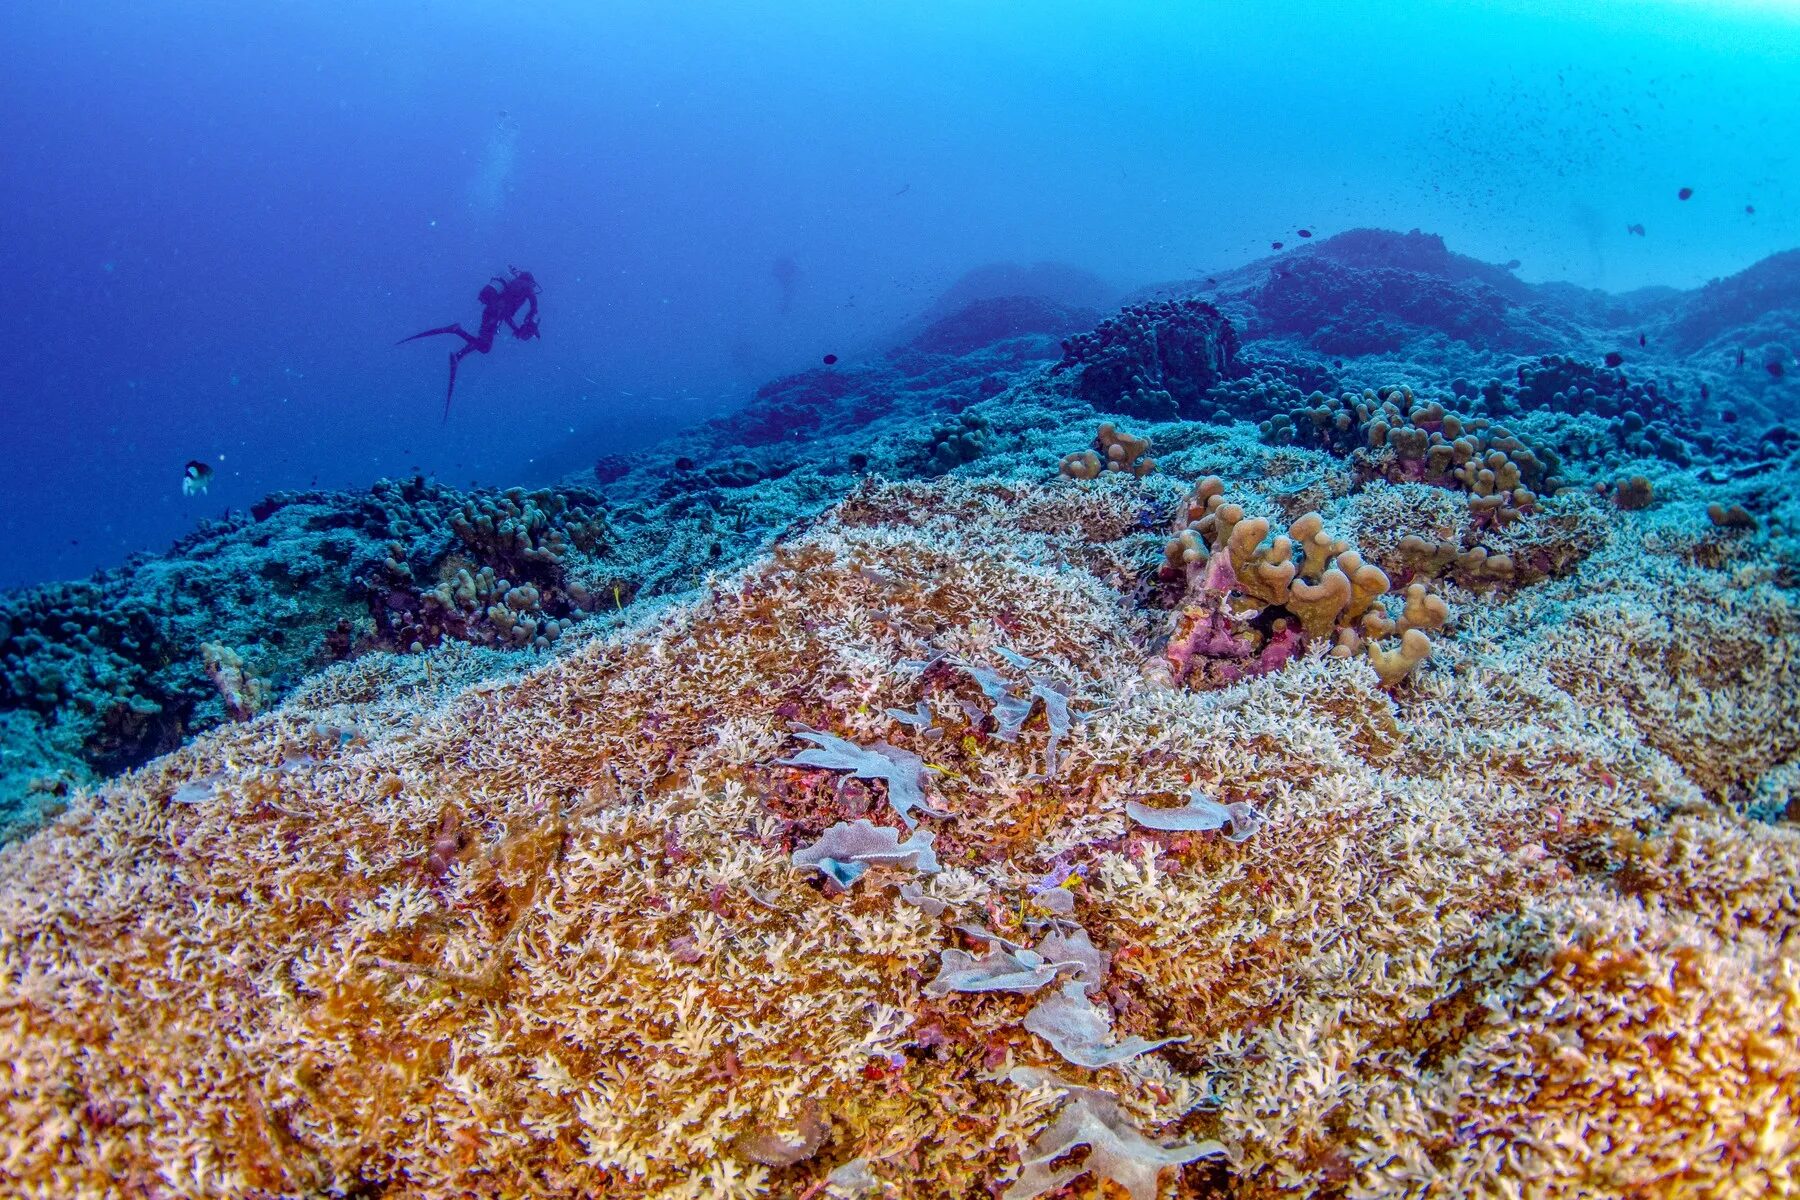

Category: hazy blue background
[3, 0, 1796, 589]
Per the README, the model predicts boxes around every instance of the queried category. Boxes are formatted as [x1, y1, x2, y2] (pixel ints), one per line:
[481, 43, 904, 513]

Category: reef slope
[2, 232, 1799, 1198]
[1, 455, 1797, 1197]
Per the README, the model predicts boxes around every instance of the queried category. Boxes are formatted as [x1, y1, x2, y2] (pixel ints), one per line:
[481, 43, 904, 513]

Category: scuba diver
[400, 266, 542, 420]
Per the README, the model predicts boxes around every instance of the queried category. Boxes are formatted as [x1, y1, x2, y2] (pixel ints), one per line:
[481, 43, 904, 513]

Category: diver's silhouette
[400, 267, 541, 420]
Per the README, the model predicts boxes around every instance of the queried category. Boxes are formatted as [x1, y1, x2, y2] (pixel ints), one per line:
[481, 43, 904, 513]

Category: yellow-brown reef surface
[1, 468, 1797, 1199]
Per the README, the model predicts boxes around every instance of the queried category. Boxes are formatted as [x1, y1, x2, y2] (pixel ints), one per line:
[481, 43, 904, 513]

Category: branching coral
[0, 468, 1797, 1200]
[1002, 1068, 1225, 1200]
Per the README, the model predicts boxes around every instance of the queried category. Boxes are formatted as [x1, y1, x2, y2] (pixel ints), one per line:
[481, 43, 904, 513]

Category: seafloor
[1, 229, 1797, 1198]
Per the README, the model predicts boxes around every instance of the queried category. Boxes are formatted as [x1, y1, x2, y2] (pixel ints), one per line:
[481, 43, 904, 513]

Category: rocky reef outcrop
[1053, 297, 1241, 420]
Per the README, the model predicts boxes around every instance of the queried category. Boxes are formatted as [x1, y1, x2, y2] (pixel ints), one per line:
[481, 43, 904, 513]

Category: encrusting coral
[0, 452, 1797, 1199]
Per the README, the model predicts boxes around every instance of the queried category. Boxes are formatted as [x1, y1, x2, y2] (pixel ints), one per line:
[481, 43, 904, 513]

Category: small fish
[1771, 360, 1787, 379]
[822, 353, 838, 366]
[1504, 259, 1521, 270]
[1700, 383, 1710, 401]
[1746, 204, 1756, 215]
[182, 460, 214, 496]
[1296, 229, 1312, 238]
[1270, 241, 1284, 250]
[1604, 351, 1624, 368]
[1736, 348, 1747, 368]
[1678, 187, 1693, 201]
[1626, 223, 1646, 237]
[1638, 333, 1646, 347]
[893, 183, 910, 197]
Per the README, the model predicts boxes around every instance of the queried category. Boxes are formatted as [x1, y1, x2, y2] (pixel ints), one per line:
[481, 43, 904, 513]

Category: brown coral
[0, 472, 1796, 1200]
[1153, 477, 1442, 689]
[1060, 421, 1156, 480]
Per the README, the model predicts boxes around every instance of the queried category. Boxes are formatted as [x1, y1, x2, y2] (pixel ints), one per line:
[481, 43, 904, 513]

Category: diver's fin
[399, 324, 463, 345]
[443, 352, 460, 423]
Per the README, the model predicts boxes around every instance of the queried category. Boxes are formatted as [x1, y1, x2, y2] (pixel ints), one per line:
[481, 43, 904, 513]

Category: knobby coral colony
[4, 273, 1800, 1200]
[1151, 476, 1444, 691]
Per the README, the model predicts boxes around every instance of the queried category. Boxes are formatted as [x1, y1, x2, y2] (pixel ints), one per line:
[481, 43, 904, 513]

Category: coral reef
[4, 228, 1800, 1197]
[1054, 297, 1240, 419]
[15, 229, 1797, 837]
[904, 295, 1099, 358]
[1151, 476, 1445, 689]
[1061, 422, 1157, 480]
[1, 461, 1796, 1199]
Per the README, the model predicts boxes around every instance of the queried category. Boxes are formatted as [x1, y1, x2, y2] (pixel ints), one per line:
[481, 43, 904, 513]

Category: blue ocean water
[2, 0, 1796, 590]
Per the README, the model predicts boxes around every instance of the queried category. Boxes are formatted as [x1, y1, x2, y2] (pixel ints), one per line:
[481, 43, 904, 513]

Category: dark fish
[1270, 241, 1284, 250]
[1746, 204, 1756, 215]
[1604, 351, 1624, 368]
[1638, 333, 1646, 347]
[1678, 187, 1693, 200]
[1772, 360, 1787, 379]
[1626, 223, 1646, 236]
[182, 459, 214, 496]
[1700, 383, 1710, 401]
[1737, 348, 1747, 368]
[1297, 229, 1312, 238]
[822, 353, 838, 365]
[1504, 259, 1521, 270]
